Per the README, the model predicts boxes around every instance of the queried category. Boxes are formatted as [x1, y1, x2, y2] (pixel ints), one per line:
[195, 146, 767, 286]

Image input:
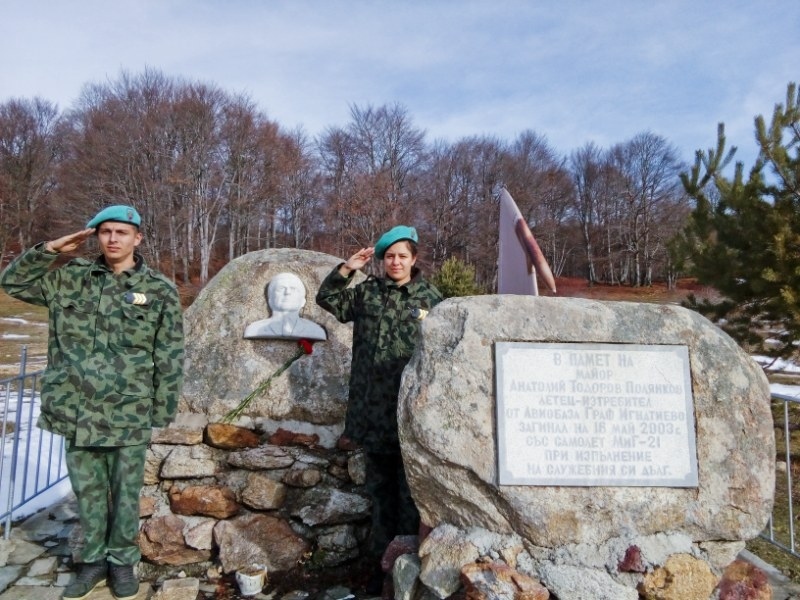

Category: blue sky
[2, 0, 798, 169]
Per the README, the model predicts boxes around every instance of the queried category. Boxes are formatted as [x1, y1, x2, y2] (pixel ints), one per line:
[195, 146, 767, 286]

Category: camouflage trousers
[65, 441, 147, 565]
[364, 451, 420, 557]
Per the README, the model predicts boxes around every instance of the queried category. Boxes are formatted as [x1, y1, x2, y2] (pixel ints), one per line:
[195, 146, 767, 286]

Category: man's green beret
[374, 225, 418, 259]
[86, 205, 141, 229]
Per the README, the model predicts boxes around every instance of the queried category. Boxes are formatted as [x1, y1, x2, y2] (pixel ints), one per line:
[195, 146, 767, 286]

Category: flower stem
[222, 346, 305, 423]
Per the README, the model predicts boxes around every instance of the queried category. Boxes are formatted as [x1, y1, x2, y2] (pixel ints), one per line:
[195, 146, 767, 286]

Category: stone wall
[139, 418, 371, 575]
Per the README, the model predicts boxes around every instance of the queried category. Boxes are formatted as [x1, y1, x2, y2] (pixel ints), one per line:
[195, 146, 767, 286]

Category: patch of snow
[770, 383, 800, 399]
[1, 387, 70, 521]
[753, 355, 800, 373]
[0, 317, 29, 325]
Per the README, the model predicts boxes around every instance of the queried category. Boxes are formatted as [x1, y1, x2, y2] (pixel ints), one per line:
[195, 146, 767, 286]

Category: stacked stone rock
[138, 419, 371, 576]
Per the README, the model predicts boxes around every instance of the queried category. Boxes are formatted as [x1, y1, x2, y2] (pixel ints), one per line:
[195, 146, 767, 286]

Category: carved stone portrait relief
[243, 272, 327, 341]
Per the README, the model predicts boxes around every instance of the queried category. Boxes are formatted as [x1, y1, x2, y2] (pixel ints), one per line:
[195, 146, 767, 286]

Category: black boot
[108, 562, 139, 600]
[63, 560, 108, 600]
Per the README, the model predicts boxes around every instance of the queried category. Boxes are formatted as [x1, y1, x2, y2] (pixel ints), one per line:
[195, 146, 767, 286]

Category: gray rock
[393, 553, 421, 600]
[418, 524, 479, 598]
[1, 539, 45, 565]
[321, 585, 355, 600]
[0, 540, 11, 567]
[228, 445, 295, 470]
[280, 592, 311, 600]
[242, 472, 287, 510]
[180, 249, 357, 437]
[25, 556, 57, 577]
[182, 517, 216, 551]
[0, 586, 64, 599]
[160, 444, 223, 479]
[312, 524, 360, 567]
[282, 466, 323, 488]
[153, 576, 201, 600]
[291, 488, 371, 526]
[399, 296, 774, 548]
[151, 426, 203, 445]
[537, 563, 639, 600]
[347, 451, 366, 485]
[145, 444, 175, 485]
[0, 565, 24, 594]
[316, 525, 359, 553]
[9, 510, 65, 543]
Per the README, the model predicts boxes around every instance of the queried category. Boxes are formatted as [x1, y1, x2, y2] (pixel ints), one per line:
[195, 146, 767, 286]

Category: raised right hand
[45, 228, 96, 254]
[341, 247, 375, 274]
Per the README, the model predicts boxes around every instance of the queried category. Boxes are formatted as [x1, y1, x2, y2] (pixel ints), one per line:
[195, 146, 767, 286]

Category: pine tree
[431, 256, 484, 299]
[679, 82, 800, 359]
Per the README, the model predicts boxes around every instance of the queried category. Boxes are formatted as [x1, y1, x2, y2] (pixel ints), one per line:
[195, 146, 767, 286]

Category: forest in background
[0, 68, 692, 298]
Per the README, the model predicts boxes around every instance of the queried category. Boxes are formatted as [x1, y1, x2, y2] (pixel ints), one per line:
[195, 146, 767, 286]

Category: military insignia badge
[124, 292, 149, 305]
[410, 307, 429, 320]
[127, 208, 134, 222]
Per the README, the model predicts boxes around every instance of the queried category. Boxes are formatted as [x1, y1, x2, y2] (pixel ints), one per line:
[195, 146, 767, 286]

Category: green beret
[87, 205, 141, 229]
[374, 225, 418, 259]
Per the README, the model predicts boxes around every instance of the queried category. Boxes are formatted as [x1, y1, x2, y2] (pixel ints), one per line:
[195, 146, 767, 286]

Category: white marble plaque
[495, 342, 698, 487]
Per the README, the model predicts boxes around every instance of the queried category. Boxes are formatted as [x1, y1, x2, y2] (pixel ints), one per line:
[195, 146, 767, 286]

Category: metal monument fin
[498, 187, 557, 295]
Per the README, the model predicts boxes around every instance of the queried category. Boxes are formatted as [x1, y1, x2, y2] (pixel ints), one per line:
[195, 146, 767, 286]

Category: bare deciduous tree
[275, 128, 321, 249]
[609, 132, 687, 286]
[417, 135, 504, 288]
[504, 131, 575, 277]
[0, 97, 61, 260]
[0, 68, 698, 294]
[317, 103, 425, 270]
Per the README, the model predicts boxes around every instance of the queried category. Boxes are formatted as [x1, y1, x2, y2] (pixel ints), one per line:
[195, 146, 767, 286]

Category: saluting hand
[45, 228, 96, 254]
[340, 247, 375, 276]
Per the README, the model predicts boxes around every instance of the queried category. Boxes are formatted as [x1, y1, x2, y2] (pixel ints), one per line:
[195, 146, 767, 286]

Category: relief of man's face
[268, 273, 306, 313]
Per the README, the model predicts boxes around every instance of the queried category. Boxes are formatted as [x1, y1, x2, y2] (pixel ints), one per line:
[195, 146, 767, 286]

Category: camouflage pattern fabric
[316, 265, 443, 453]
[65, 441, 147, 564]
[0, 242, 184, 447]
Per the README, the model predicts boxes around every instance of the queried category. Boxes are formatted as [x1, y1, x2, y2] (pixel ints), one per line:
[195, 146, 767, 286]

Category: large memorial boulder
[180, 249, 359, 447]
[399, 295, 774, 598]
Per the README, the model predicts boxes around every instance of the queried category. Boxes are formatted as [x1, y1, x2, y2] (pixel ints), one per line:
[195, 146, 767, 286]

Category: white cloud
[2, 0, 798, 167]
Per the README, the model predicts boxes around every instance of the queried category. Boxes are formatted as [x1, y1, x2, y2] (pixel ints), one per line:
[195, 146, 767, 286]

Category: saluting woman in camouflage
[0, 205, 184, 600]
[316, 225, 443, 593]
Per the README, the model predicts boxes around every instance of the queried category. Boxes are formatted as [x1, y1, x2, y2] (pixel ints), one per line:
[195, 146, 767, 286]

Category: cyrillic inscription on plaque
[496, 342, 697, 487]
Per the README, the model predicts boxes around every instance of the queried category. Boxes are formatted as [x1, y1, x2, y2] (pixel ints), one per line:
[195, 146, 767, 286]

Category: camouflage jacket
[0, 243, 184, 447]
[316, 265, 443, 453]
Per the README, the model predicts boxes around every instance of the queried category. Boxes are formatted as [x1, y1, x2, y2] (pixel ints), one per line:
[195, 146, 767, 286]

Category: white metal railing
[760, 392, 800, 559]
[0, 347, 68, 538]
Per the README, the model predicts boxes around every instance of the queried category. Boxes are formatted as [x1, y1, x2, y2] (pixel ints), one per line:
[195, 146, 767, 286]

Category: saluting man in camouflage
[0, 205, 184, 600]
[316, 225, 443, 593]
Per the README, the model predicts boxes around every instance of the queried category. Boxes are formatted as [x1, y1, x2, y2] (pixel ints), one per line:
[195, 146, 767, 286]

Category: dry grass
[0, 290, 48, 377]
[748, 399, 800, 583]
[552, 276, 721, 304]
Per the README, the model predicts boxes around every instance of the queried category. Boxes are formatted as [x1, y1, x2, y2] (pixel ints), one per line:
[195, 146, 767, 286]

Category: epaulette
[146, 268, 178, 290]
